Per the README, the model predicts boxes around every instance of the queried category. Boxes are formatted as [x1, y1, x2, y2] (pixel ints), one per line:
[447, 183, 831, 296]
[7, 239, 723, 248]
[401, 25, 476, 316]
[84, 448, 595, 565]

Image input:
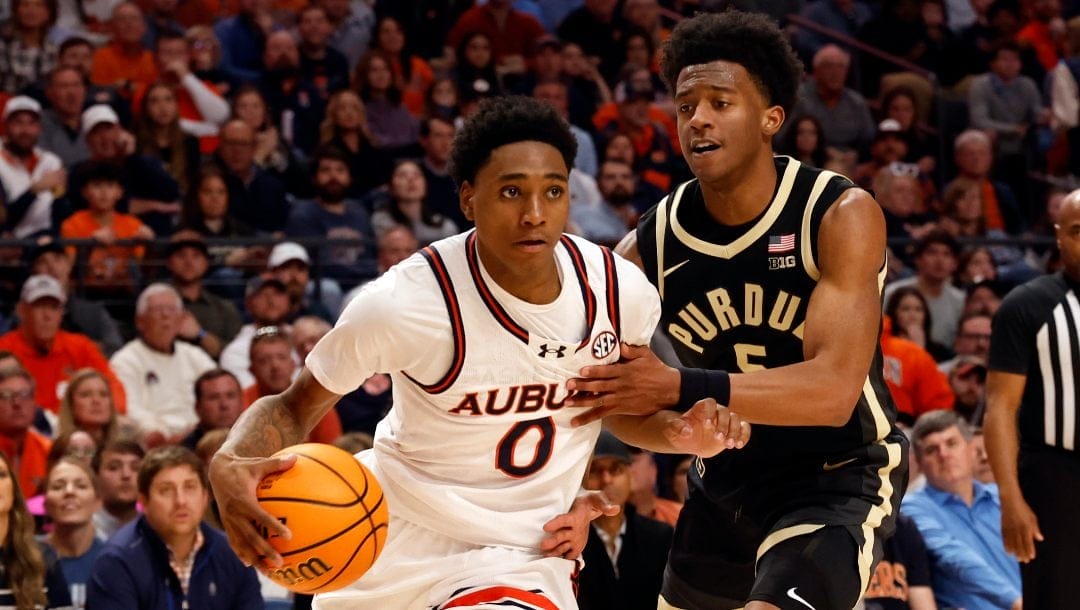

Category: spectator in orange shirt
[0, 366, 52, 496]
[242, 326, 342, 445]
[90, 2, 159, 94]
[60, 160, 154, 293]
[881, 315, 955, 426]
[627, 446, 682, 527]
[372, 15, 434, 117]
[0, 275, 127, 416]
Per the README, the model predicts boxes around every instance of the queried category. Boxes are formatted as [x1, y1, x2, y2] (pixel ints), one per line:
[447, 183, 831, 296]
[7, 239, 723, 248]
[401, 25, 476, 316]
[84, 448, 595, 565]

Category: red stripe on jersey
[403, 246, 466, 393]
[600, 246, 621, 339]
[466, 233, 530, 344]
[439, 586, 559, 610]
[560, 236, 597, 351]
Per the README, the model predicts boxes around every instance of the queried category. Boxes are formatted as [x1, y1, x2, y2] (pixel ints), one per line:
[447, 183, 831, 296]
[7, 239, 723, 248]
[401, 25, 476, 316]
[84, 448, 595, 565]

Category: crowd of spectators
[1, 0, 1079, 608]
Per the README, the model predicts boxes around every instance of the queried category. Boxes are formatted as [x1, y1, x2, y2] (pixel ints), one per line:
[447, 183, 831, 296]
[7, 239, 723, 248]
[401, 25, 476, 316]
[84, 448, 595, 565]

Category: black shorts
[661, 523, 864, 609]
[1018, 447, 1080, 610]
[660, 446, 907, 610]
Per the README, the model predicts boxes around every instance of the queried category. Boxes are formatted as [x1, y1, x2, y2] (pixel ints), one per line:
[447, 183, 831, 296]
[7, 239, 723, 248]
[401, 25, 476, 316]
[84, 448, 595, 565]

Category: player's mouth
[514, 238, 548, 253]
[690, 139, 721, 157]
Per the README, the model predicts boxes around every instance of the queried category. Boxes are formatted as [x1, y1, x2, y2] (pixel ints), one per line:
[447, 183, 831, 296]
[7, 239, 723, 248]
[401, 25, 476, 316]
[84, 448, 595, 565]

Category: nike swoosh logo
[664, 259, 690, 277]
[822, 457, 857, 471]
[787, 587, 817, 610]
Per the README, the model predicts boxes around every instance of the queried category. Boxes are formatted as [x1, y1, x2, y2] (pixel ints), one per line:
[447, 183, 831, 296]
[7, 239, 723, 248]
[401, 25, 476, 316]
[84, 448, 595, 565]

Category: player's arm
[209, 369, 343, 568]
[614, 230, 644, 270]
[984, 370, 1043, 562]
[571, 189, 886, 427]
[604, 400, 750, 457]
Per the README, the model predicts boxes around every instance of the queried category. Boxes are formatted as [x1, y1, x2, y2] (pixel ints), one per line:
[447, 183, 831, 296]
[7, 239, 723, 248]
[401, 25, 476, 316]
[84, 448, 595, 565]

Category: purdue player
[569, 13, 908, 610]
[208, 96, 749, 610]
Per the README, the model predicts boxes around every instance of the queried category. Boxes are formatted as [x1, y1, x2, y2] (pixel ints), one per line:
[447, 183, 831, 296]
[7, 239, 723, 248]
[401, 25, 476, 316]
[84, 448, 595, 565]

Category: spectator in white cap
[264, 241, 340, 322]
[852, 117, 913, 188]
[66, 104, 182, 237]
[0, 95, 66, 238]
[0, 274, 127, 417]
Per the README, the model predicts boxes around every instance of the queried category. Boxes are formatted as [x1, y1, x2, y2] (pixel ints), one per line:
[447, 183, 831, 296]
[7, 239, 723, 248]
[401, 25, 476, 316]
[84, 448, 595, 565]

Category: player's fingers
[542, 514, 572, 533]
[256, 453, 297, 477]
[618, 342, 651, 360]
[570, 363, 621, 383]
[566, 379, 617, 398]
[733, 418, 751, 448]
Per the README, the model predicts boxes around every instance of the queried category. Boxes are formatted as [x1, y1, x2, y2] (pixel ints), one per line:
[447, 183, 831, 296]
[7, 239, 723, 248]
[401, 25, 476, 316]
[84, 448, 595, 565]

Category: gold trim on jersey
[799, 169, 849, 281]
[654, 181, 691, 301]
[856, 376, 903, 593]
[667, 157, 801, 259]
[754, 522, 825, 565]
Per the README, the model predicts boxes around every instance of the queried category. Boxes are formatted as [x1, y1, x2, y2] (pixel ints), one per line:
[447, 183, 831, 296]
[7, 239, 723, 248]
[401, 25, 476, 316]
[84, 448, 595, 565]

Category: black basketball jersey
[637, 156, 903, 512]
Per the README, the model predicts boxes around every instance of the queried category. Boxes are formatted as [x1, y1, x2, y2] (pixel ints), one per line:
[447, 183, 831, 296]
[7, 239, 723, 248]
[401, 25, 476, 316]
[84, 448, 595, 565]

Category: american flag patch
[768, 234, 795, 253]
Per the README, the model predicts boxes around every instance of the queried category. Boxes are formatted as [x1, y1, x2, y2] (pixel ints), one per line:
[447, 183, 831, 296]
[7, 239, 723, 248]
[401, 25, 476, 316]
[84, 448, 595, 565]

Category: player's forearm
[604, 412, 682, 453]
[725, 360, 860, 427]
[220, 394, 308, 458]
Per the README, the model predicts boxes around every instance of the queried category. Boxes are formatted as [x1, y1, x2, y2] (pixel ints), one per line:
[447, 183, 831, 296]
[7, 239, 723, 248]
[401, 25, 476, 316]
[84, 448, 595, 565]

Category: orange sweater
[0, 329, 127, 414]
[0, 430, 51, 495]
[880, 317, 954, 424]
[90, 43, 159, 91]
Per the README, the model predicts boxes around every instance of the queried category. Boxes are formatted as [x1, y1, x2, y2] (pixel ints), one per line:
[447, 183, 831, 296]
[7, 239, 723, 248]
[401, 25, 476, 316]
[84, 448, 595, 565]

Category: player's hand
[566, 343, 681, 426]
[539, 491, 618, 560]
[1001, 495, 1043, 563]
[208, 451, 297, 568]
[664, 398, 750, 458]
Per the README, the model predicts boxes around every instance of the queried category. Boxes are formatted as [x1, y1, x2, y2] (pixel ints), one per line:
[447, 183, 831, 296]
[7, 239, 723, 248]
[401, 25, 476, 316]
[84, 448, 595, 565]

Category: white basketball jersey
[369, 231, 638, 550]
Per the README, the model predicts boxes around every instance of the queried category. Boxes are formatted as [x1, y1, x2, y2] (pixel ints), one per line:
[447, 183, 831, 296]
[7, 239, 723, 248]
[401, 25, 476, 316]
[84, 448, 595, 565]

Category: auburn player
[209, 96, 749, 610]
[568, 13, 909, 610]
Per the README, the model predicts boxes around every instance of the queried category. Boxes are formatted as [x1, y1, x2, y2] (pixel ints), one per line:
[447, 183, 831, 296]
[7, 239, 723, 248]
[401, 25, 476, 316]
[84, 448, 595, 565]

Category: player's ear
[761, 105, 785, 137]
[459, 182, 476, 222]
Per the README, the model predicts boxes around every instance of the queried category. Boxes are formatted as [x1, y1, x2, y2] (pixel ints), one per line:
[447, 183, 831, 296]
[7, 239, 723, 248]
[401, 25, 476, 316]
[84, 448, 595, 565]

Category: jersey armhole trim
[401, 245, 466, 394]
[561, 236, 600, 351]
[600, 246, 622, 341]
[799, 170, 848, 281]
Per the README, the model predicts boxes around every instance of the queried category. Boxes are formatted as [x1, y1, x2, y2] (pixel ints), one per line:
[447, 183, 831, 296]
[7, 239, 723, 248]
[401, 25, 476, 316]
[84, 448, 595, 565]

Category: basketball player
[567, 12, 909, 610]
[209, 96, 749, 610]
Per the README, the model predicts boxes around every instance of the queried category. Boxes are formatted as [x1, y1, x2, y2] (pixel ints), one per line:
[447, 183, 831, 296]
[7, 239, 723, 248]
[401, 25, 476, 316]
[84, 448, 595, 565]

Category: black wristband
[676, 368, 731, 412]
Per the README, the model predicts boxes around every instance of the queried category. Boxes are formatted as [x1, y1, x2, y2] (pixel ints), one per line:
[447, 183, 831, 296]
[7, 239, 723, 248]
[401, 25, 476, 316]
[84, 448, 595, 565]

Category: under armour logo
[538, 344, 567, 359]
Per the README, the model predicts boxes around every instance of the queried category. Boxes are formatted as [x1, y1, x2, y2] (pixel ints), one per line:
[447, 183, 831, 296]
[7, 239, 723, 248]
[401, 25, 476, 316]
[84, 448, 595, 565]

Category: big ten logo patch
[768, 255, 797, 270]
[592, 331, 617, 359]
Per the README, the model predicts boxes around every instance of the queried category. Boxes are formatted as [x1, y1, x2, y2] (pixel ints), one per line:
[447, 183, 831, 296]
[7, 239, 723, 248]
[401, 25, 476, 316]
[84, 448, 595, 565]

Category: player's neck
[476, 245, 562, 305]
[698, 153, 778, 226]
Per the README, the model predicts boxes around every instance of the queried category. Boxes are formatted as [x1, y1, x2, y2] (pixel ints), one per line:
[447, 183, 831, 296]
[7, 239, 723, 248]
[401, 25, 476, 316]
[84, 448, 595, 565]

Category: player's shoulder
[337, 247, 447, 325]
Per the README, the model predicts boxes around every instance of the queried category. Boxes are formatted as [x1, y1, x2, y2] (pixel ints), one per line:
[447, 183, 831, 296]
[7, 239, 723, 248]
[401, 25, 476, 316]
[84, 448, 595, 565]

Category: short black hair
[310, 145, 352, 176]
[912, 228, 960, 259]
[80, 160, 125, 187]
[449, 95, 576, 187]
[661, 11, 803, 115]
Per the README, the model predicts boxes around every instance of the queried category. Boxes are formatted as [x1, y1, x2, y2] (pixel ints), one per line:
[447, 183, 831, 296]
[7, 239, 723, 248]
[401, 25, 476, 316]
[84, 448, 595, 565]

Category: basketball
[256, 443, 389, 594]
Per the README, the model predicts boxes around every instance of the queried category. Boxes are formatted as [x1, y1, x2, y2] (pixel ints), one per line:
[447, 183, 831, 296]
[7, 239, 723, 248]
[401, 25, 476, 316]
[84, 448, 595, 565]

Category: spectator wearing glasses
[0, 366, 52, 497]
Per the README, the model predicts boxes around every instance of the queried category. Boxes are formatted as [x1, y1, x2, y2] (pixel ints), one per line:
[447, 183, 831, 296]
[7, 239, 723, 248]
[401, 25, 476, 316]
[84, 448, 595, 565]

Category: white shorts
[310, 514, 579, 609]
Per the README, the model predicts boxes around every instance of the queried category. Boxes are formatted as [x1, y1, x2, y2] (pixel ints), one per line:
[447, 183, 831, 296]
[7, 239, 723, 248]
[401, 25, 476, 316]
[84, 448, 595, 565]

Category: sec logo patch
[592, 331, 617, 359]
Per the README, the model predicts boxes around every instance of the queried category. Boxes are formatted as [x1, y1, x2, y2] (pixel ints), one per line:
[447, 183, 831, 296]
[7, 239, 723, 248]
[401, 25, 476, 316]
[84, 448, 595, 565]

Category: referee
[985, 189, 1080, 610]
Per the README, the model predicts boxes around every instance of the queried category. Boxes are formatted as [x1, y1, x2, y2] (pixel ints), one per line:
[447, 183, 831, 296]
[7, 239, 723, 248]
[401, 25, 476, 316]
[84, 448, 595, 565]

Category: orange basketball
[256, 443, 389, 594]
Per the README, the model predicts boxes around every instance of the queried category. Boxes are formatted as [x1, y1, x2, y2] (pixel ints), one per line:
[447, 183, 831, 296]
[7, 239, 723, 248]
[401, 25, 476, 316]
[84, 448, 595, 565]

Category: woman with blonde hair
[41, 457, 102, 609]
[318, 89, 388, 197]
[57, 368, 119, 446]
[0, 451, 71, 609]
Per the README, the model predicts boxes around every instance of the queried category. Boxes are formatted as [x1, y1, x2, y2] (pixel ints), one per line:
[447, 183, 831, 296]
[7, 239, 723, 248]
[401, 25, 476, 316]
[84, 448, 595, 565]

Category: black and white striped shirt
[990, 272, 1080, 452]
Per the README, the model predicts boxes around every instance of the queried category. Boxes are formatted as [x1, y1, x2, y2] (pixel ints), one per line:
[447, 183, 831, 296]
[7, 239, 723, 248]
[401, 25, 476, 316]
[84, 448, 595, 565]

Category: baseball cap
[593, 430, 631, 463]
[877, 118, 903, 136]
[621, 79, 654, 103]
[20, 274, 67, 305]
[81, 104, 119, 136]
[27, 238, 67, 265]
[3, 96, 42, 122]
[953, 356, 987, 379]
[245, 275, 288, 298]
[533, 34, 562, 54]
[167, 230, 209, 257]
[267, 242, 310, 269]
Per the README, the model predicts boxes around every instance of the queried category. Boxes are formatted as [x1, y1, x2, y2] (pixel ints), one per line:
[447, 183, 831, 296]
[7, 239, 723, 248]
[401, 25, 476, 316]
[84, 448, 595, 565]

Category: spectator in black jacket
[86, 445, 262, 610]
[577, 431, 673, 610]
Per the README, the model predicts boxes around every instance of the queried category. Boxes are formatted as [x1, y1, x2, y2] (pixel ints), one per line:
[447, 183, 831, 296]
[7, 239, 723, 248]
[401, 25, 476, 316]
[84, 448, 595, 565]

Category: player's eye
[547, 186, 564, 198]
[500, 186, 520, 198]
[713, 99, 730, 109]
[678, 103, 693, 115]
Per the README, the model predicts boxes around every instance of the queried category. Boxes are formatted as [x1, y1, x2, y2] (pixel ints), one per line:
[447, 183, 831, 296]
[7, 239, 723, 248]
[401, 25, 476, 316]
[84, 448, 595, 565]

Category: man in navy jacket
[87, 445, 262, 609]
